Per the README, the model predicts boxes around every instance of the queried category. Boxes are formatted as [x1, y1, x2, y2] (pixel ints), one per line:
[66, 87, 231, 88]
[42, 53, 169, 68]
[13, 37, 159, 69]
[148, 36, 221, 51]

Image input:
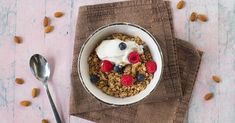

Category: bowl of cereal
[78, 22, 163, 106]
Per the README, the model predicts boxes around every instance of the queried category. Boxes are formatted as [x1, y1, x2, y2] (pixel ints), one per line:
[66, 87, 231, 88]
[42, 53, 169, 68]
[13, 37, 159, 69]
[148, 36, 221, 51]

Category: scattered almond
[54, 12, 64, 18]
[204, 93, 213, 101]
[190, 12, 197, 22]
[44, 25, 54, 33]
[14, 36, 22, 44]
[197, 14, 207, 22]
[212, 75, 221, 83]
[20, 100, 31, 107]
[176, 0, 185, 9]
[15, 78, 24, 84]
[43, 16, 50, 27]
[32, 88, 39, 98]
[42, 119, 49, 123]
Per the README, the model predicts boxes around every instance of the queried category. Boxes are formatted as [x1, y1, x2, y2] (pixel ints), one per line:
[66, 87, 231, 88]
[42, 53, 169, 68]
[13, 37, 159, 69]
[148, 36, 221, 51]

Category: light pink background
[0, 0, 235, 123]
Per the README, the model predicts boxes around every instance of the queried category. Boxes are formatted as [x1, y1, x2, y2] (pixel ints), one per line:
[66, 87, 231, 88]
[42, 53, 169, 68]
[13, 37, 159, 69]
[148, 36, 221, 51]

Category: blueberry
[136, 74, 145, 81]
[113, 65, 123, 74]
[90, 74, 99, 84]
[119, 42, 127, 50]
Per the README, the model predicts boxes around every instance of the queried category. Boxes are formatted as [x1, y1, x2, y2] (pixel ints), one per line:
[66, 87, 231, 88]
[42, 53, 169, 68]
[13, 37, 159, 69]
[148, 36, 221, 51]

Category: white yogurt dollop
[96, 39, 143, 65]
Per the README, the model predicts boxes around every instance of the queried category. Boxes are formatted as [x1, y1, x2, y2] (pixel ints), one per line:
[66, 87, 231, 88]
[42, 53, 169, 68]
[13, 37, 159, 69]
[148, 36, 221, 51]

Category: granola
[88, 33, 156, 98]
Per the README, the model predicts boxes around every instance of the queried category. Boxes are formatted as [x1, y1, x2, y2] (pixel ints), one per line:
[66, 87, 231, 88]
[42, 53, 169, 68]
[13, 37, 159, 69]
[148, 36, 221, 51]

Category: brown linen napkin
[70, 0, 202, 122]
[71, 0, 182, 113]
[75, 38, 202, 123]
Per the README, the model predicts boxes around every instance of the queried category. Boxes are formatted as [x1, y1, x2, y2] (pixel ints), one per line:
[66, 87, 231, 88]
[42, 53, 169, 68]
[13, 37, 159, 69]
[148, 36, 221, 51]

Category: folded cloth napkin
[70, 0, 202, 123]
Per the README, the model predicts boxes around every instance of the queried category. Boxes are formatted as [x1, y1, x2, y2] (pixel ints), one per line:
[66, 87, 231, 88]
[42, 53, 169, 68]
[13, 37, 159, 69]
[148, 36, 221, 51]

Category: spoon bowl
[29, 54, 50, 83]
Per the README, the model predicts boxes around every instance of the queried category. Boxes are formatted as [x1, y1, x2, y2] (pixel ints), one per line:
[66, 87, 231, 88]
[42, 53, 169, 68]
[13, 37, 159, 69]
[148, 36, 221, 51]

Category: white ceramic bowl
[78, 22, 163, 106]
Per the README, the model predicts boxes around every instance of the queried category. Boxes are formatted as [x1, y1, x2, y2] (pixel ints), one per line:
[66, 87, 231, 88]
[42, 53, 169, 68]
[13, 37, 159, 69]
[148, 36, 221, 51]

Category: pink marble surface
[0, 0, 235, 123]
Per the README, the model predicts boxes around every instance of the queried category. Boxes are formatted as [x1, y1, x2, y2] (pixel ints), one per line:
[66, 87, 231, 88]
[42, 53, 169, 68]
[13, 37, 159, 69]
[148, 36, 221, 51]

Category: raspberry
[128, 51, 140, 64]
[121, 75, 133, 86]
[145, 60, 157, 74]
[100, 60, 113, 72]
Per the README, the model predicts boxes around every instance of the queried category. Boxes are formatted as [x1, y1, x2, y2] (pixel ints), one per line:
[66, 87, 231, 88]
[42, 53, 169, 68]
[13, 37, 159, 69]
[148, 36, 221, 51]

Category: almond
[190, 12, 197, 22]
[198, 14, 207, 22]
[44, 25, 53, 33]
[204, 93, 213, 101]
[32, 88, 39, 98]
[14, 36, 22, 44]
[212, 75, 221, 83]
[20, 100, 31, 107]
[54, 12, 64, 18]
[176, 0, 185, 9]
[15, 78, 24, 84]
[42, 119, 49, 123]
[43, 16, 49, 27]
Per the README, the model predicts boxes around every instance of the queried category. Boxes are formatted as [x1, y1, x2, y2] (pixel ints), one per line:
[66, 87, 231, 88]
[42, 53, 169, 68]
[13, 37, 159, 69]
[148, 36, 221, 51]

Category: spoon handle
[44, 84, 62, 123]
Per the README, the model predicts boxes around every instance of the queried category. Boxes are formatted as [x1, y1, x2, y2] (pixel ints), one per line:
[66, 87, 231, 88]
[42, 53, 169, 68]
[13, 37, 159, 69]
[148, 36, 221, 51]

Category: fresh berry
[136, 73, 145, 81]
[119, 42, 127, 50]
[101, 60, 113, 72]
[90, 74, 99, 84]
[121, 75, 133, 86]
[145, 60, 157, 73]
[113, 65, 123, 74]
[128, 51, 140, 64]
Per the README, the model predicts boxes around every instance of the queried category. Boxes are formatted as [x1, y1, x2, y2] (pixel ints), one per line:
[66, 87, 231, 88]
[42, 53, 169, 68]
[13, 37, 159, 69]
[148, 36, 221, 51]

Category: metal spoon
[29, 54, 62, 123]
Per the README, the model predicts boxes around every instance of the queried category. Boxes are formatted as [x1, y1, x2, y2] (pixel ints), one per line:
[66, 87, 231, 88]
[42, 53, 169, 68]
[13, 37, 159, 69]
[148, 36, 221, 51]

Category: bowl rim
[77, 22, 164, 106]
